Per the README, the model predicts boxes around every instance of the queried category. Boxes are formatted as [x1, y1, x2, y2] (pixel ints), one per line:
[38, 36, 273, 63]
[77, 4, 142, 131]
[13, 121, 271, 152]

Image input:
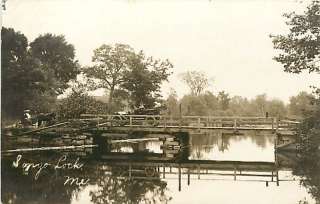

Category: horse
[36, 112, 56, 127]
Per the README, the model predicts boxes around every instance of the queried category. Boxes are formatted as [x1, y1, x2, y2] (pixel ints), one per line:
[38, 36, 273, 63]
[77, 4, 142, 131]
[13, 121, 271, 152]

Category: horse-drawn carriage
[20, 110, 56, 128]
[112, 106, 164, 126]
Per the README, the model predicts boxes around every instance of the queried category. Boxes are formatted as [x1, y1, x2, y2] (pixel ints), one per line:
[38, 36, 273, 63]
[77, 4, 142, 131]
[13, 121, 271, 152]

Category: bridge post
[163, 166, 166, 178]
[129, 116, 132, 126]
[97, 114, 99, 130]
[178, 164, 182, 191]
[179, 104, 182, 130]
[233, 119, 237, 131]
[198, 117, 201, 132]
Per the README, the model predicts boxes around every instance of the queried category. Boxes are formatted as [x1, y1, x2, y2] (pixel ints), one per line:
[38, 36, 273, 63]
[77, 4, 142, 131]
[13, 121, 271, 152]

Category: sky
[2, 0, 319, 103]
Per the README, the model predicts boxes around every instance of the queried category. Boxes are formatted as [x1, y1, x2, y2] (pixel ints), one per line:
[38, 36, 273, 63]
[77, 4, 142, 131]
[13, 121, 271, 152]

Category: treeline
[165, 89, 316, 119]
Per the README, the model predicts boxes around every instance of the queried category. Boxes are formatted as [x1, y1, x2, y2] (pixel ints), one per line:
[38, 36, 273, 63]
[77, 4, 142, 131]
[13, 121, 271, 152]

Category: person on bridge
[21, 109, 32, 127]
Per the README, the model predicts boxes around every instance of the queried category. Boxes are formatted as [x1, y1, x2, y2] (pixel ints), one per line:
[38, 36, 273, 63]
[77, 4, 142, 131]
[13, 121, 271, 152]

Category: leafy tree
[228, 96, 252, 116]
[1, 27, 45, 118]
[180, 71, 209, 96]
[252, 94, 268, 116]
[84, 44, 172, 111]
[121, 51, 172, 108]
[166, 88, 180, 116]
[288, 91, 316, 118]
[180, 94, 209, 116]
[272, 1, 320, 202]
[1, 28, 80, 120]
[267, 99, 287, 118]
[218, 91, 231, 110]
[271, 1, 320, 73]
[56, 82, 108, 120]
[30, 33, 79, 95]
[83, 44, 136, 112]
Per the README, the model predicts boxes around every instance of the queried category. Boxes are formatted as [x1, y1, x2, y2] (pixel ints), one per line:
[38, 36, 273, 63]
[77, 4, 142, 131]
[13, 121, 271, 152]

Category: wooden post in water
[178, 165, 181, 192]
[187, 169, 190, 186]
[276, 171, 279, 186]
[234, 119, 237, 131]
[163, 166, 166, 178]
[129, 116, 132, 126]
[179, 103, 182, 129]
[197, 165, 200, 179]
[97, 114, 99, 130]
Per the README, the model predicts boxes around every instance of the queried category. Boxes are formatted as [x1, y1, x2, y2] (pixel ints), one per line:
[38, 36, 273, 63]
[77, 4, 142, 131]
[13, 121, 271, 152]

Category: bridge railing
[79, 114, 299, 131]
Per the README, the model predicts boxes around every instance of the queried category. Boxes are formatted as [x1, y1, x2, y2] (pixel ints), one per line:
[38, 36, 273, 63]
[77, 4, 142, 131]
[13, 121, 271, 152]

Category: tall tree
[121, 51, 172, 108]
[180, 71, 209, 96]
[271, 1, 320, 73]
[30, 33, 79, 95]
[1, 28, 80, 119]
[83, 44, 172, 110]
[272, 2, 320, 202]
[83, 44, 135, 111]
[1, 27, 44, 118]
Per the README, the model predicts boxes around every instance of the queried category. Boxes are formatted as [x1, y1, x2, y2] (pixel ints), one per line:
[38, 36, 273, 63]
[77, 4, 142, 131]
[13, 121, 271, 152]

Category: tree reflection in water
[1, 154, 172, 204]
[90, 172, 171, 204]
[190, 130, 274, 160]
[1, 156, 83, 204]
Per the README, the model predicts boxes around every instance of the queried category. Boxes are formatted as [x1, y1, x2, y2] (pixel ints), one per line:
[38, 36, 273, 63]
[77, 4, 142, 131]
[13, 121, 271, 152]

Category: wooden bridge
[2, 114, 300, 154]
[79, 114, 299, 134]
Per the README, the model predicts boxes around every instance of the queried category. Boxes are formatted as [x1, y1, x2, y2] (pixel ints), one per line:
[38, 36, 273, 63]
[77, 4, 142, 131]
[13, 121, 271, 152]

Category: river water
[1, 130, 318, 204]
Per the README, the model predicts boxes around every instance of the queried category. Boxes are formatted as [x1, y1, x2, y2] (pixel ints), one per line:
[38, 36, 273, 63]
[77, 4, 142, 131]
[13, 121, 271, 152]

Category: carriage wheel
[145, 167, 156, 177]
[146, 116, 156, 126]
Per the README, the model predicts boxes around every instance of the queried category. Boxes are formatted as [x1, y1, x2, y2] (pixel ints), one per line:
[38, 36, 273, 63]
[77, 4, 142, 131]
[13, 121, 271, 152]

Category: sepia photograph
[1, 0, 320, 203]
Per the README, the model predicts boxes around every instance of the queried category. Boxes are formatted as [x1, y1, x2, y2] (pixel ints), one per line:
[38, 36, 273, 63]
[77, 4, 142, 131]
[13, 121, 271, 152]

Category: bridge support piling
[178, 165, 181, 192]
[163, 166, 166, 178]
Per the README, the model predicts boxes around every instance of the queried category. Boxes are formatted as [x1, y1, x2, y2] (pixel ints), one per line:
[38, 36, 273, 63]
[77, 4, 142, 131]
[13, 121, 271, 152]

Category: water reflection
[1, 130, 319, 204]
[90, 173, 171, 204]
[189, 131, 275, 161]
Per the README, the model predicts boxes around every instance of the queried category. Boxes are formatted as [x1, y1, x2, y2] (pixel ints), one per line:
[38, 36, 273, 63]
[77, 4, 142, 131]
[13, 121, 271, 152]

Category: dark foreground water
[1, 130, 318, 204]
